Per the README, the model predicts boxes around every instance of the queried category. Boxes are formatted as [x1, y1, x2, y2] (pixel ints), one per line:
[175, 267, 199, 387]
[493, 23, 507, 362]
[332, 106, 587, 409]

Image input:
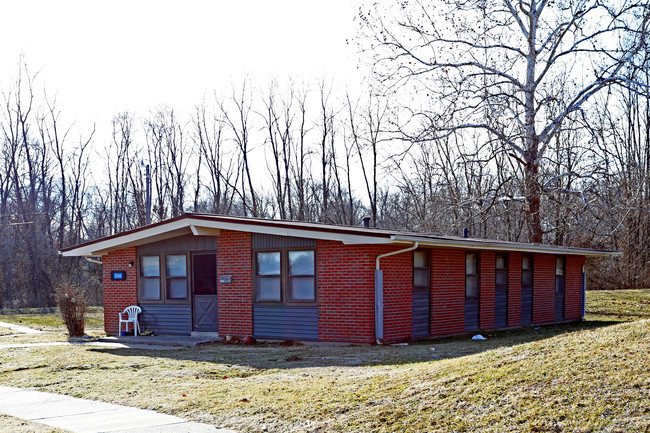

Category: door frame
[191, 251, 219, 332]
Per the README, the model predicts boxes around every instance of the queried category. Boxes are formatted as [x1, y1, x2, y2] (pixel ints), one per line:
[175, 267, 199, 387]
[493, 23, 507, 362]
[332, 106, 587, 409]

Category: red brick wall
[430, 248, 465, 337]
[533, 253, 555, 324]
[565, 255, 585, 320]
[380, 247, 412, 343]
[479, 251, 495, 329]
[507, 252, 522, 327]
[317, 242, 412, 344]
[102, 247, 138, 335]
[99, 234, 588, 340]
[317, 241, 375, 343]
[217, 230, 253, 337]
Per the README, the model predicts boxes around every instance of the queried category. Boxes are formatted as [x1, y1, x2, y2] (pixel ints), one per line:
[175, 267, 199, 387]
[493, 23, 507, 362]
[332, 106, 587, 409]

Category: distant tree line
[1, 0, 650, 307]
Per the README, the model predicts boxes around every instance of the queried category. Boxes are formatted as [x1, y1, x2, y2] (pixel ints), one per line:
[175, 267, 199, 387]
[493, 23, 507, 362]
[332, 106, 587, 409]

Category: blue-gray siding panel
[555, 276, 565, 322]
[251, 233, 317, 249]
[412, 289, 430, 338]
[495, 267, 508, 329]
[137, 234, 218, 254]
[465, 299, 480, 332]
[521, 284, 533, 325]
[580, 272, 586, 318]
[494, 288, 508, 328]
[253, 305, 318, 341]
[139, 304, 192, 335]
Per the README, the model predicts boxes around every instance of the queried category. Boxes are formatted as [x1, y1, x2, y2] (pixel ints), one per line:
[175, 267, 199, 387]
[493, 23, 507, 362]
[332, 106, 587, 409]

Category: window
[522, 255, 533, 286]
[166, 254, 188, 300]
[495, 253, 508, 286]
[466, 252, 479, 299]
[140, 256, 161, 300]
[555, 256, 565, 276]
[254, 249, 316, 303]
[413, 250, 429, 288]
[256, 252, 282, 301]
[288, 250, 316, 301]
[555, 256, 566, 297]
[138, 253, 189, 303]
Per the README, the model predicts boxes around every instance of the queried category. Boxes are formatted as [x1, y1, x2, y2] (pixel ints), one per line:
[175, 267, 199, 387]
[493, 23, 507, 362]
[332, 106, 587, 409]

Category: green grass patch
[0, 307, 104, 332]
[585, 289, 650, 322]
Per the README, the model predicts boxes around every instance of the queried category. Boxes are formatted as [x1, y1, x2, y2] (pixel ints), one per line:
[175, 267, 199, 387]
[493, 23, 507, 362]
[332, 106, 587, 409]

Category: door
[521, 255, 534, 325]
[580, 267, 586, 318]
[494, 254, 508, 328]
[555, 256, 566, 322]
[192, 253, 218, 332]
[465, 252, 480, 332]
[412, 250, 430, 338]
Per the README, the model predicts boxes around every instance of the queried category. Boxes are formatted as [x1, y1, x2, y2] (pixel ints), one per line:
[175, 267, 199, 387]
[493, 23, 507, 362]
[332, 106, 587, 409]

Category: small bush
[54, 282, 88, 336]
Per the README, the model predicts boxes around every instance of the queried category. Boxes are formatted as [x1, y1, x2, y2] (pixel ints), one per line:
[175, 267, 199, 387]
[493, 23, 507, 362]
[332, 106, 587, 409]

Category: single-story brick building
[60, 214, 617, 343]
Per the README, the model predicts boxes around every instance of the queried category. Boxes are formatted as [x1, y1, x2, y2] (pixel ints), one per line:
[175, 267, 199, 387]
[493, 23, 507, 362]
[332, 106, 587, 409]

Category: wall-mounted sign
[219, 275, 233, 284]
[111, 271, 126, 281]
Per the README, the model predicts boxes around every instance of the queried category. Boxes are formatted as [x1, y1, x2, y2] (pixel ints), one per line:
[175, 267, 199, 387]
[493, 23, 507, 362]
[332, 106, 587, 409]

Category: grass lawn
[0, 307, 104, 332]
[0, 327, 16, 336]
[0, 291, 648, 432]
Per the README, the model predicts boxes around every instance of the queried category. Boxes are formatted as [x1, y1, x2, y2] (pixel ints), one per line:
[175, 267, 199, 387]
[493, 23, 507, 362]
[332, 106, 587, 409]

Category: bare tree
[360, 0, 650, 242]
[192, 102, 240, 214]
[144, 108, 188, 220]
[219, 82, 259, 217]
[346, 92, 391, 227]
[260, 81, 295, 220]
[292, 85, 311, 221]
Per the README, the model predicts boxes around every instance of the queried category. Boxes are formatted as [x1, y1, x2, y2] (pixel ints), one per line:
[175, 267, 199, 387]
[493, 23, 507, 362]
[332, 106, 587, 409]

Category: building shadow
[85, 318, 626, 371]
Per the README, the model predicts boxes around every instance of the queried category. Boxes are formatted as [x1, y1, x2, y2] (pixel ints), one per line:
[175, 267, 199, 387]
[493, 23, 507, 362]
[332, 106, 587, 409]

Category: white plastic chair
[118, 306, 141, 336]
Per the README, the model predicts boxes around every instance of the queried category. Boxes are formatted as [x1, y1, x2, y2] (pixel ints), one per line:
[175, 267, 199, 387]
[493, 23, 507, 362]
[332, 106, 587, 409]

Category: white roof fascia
[61, 218, 394, 257]
[63, 216, 616, 259]
[60, 220, 193, 257]
[391, 235, 620, 257]
[183, 218, 392, 245]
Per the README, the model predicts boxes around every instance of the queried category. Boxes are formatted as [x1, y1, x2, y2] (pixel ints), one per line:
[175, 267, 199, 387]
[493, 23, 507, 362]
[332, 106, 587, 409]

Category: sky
[0, 0, 365, 129]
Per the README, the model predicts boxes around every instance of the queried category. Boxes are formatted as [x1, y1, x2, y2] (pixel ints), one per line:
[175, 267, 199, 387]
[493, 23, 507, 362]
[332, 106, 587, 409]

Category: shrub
[54, 282, 88, 337]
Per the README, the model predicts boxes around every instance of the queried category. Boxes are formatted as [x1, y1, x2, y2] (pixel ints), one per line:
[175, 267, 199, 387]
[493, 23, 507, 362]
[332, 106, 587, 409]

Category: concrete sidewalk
[0, 387, 236, 433]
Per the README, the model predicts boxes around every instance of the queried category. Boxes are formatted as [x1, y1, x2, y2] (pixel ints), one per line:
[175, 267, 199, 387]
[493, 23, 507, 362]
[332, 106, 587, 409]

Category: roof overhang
[391, 235, 621, 258]
[60, 214, 621, 258]
[60, 216, 393, 257]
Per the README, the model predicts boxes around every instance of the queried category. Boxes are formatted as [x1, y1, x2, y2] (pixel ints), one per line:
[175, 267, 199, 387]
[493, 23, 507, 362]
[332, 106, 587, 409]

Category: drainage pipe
[84, 256, 103, 265]
[374, 242, 419, 344]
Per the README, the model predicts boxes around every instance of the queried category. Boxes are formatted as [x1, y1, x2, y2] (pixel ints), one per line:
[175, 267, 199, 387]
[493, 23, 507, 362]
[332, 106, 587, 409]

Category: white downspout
[374, 241, 419, 344]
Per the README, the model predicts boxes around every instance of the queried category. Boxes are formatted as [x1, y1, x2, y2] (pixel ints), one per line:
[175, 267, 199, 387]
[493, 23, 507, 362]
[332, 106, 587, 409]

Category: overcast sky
[0, 0, 364, 128]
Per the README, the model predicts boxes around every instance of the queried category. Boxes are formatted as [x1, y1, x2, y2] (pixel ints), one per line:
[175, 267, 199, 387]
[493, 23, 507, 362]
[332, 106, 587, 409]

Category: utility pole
[142, 161, 152, 225]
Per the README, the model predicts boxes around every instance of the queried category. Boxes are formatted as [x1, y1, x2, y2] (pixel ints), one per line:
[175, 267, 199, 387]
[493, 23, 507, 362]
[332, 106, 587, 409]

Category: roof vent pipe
[464, 227, 469, 238]
[363, 216, 371, 228]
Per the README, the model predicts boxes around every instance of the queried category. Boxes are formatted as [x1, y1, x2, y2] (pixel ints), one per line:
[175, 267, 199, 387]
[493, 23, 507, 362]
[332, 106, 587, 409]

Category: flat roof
[59, 213, 620, 258]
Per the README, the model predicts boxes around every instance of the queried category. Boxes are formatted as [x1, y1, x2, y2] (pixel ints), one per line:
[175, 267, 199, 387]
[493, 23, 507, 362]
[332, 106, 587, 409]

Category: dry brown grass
[0, 291, 648, 432]
[0, 327, 16, 336]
